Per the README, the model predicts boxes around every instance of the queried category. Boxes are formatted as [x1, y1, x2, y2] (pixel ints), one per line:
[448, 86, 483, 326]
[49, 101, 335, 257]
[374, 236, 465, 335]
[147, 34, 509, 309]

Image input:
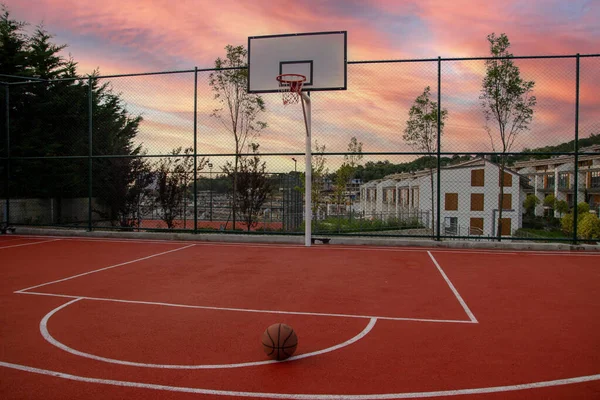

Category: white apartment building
[360, 158, 528, 237]
[512, 145, 600, 216]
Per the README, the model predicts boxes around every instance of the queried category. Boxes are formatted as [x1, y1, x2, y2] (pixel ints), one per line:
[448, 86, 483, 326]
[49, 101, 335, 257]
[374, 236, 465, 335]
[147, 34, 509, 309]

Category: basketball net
[276, 74, 306, 105]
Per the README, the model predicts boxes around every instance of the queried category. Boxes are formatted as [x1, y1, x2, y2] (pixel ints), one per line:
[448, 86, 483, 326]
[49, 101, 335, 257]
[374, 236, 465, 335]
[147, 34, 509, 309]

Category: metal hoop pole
[301, 92, 312, 247]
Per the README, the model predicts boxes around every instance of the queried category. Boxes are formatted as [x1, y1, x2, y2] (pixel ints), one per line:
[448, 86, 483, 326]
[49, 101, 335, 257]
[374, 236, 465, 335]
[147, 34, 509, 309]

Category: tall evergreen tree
[0, 7, 146, 226]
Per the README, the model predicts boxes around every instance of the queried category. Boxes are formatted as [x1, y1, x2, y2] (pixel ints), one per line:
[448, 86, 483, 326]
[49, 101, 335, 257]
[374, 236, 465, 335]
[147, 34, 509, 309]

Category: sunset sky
[5, 0, 600, 172]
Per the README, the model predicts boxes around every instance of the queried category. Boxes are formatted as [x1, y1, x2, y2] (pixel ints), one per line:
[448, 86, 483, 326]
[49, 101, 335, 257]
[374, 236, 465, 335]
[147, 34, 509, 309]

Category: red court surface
[1, 234, 599, 399]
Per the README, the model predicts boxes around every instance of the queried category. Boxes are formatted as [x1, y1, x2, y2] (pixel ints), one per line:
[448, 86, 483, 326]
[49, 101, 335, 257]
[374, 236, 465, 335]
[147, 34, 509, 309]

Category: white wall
[360, 159, 524, 236]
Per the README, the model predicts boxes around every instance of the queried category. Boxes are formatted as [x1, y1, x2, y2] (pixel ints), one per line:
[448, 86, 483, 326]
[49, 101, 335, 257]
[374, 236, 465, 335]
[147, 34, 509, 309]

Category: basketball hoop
[276, 74, 306, 105]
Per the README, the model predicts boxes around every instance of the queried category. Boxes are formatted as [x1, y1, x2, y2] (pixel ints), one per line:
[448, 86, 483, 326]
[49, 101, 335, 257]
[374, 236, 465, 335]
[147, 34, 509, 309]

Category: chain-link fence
[1, 54, 599, 243]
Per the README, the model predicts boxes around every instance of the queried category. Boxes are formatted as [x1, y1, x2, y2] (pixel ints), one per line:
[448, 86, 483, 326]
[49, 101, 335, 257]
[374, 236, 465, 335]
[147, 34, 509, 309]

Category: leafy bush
[578, 202, 590, 214]
[543, 194, 556, 208]
[578, 213, 600, 240]
[560, 206, 600, 241]
[561, 213, 574, 234]
[555, 200, 569, 217]
[523, 194, 540, 215]
[522, 214, 545, 230]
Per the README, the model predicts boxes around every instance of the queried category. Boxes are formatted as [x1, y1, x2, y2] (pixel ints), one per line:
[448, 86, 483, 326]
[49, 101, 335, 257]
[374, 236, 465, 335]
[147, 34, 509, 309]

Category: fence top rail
[2, 53, 598, 84]
[349, 53, 599, 64]
[2, 66, 243, 85]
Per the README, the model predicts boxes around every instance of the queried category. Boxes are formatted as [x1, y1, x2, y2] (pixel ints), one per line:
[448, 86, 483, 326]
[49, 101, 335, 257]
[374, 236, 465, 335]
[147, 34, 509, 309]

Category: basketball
[261, 323, 298, 361]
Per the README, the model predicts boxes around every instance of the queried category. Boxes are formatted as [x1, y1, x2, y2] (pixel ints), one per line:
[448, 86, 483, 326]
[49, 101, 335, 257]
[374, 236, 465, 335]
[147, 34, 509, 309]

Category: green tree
[310, 141, 328, 217]
[555, 199, 569, 217]
[334, 137, 363, 213]
[297, 141, 329, 219]
[543, 194, 557, 217]
[403, 86, 448, 235]
[223, 143, 272, 231]
[0, 8, 145, 227]
[480, 33, 536, 240]
[209, 45, 266, 230]
[155, 147, 208, 229]
[523, 194, 540, 216]
[0, 6, 28, 78]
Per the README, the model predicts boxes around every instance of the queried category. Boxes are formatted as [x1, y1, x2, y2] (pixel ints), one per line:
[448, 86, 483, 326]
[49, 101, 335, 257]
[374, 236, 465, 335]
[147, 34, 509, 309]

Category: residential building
[360, 158, 528, 237]
[512, 145, 600, 216]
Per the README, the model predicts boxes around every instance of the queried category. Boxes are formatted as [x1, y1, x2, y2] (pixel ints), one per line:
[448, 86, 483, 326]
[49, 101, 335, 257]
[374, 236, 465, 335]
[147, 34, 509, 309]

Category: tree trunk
[232, 153, 238, 230]
[497, 155, 506, 241]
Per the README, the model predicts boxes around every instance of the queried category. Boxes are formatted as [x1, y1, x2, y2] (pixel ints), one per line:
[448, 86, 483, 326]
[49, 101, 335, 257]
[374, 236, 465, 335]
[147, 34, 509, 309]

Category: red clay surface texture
[1, 236, 599, 400]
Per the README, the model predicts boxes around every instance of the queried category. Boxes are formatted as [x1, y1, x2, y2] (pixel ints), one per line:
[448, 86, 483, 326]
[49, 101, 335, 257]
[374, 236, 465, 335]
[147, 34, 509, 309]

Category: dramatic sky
[6, 0, 600, 171]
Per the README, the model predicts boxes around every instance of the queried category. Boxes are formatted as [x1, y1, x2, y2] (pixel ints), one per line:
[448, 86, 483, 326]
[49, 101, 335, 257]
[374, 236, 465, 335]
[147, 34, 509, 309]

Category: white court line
[428, 251, 478, 324]
[40, 298, 378, 369]
[19, 291, 474, 324]
[15, 244, 196, 293]
[0, 238, 61, 250]
[1, 360, 599, 399]
[6, 234, 519, 255]
[9, 234, 600, 256]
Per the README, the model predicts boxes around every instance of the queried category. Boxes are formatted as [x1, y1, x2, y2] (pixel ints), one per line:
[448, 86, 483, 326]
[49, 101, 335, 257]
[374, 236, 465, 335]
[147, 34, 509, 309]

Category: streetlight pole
[208, 163, 213, 222]
[292, 157, 297, 173]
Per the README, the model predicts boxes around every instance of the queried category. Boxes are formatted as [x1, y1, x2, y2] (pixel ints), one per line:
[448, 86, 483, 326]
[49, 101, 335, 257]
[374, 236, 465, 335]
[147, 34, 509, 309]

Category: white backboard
[247, 31, 347, 93]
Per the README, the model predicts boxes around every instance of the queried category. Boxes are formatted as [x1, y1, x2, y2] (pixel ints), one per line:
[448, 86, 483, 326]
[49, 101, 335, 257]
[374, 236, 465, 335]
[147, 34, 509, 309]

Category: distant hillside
[509, 133, 600, 163]
[354, 155, 471, 182]
[352, 133, 599, 183]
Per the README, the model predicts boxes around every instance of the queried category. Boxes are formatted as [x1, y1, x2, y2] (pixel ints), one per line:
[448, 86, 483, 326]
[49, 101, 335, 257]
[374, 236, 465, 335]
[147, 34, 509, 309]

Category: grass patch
[514, 228, 568, 239]
[308, 216, 424, 234]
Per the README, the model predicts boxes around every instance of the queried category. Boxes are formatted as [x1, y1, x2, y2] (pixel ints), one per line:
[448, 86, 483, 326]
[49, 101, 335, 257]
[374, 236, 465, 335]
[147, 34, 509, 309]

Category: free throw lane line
[21, 291, 474, 324]
[427, 251, 478, 323]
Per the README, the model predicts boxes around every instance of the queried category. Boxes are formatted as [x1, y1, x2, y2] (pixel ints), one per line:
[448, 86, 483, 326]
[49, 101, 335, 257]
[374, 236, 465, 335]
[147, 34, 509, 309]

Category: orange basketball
[261, 323, 298, 361]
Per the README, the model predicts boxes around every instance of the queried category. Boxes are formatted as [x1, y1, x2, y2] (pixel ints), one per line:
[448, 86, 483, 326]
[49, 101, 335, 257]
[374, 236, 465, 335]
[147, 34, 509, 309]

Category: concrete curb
[10, 227, 600, 252]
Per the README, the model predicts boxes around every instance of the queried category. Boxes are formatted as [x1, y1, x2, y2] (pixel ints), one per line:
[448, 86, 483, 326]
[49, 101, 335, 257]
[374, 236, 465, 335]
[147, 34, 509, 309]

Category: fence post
[4, 85, 9, 227]
[436, 56, 442, 241]
[88, 77, 93, 232]
[193, 67, 198, 234]
[573, 54, 580, 244]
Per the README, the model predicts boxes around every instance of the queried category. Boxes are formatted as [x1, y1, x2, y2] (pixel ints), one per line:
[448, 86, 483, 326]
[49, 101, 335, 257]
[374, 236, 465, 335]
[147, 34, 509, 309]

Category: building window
[499, 193, 512, 210]
[471, 193, 484, 211]
[411, 187, 419, 208]
[444, 217, 458, 235]
[499, 171, 513, 187]
[591, 171, 600, 188]
[546, 174, 555, 189]
[470, 217, 484, 235]
[400, 188, 409, 206]
[367, 188, 376, 201]
[471, 169, 485, 186]
[383, 187, 395, 203]
[579, 160, 593, 168]
[445, 193, 458, 211]
[558, 173, 571, 189]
